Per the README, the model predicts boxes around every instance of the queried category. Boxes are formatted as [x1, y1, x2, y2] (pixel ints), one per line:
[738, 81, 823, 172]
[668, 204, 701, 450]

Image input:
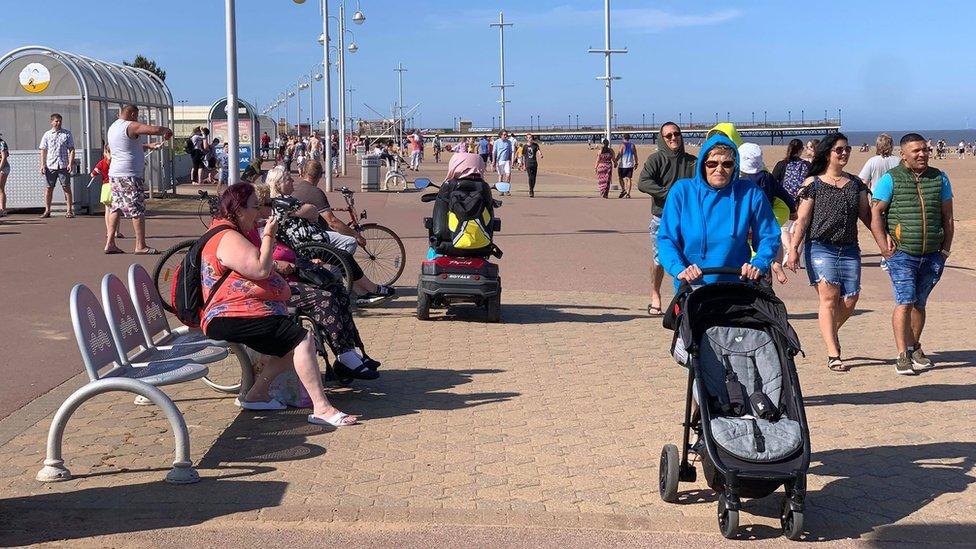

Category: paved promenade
[0, 161, 974, 546]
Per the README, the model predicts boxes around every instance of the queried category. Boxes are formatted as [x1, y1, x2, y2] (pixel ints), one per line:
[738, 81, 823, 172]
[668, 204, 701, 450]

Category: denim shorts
[885, 250, 946, 308]
[804, 240, 861, 298]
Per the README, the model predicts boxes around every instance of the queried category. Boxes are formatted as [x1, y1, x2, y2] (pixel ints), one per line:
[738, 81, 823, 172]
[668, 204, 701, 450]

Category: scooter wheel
[416, 289, 431, 320]
[485, 295, 501, 323]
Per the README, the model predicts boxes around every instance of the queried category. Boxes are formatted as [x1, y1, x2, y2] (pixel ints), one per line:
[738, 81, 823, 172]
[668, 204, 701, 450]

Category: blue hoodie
[656, 134, 781, 288]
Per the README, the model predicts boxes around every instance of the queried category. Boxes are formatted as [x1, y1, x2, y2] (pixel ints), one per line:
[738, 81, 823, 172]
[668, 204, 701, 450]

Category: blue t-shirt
[477, 138, 489, 155]
[873, 171, 953, 203]
[493, 138, 513, 162]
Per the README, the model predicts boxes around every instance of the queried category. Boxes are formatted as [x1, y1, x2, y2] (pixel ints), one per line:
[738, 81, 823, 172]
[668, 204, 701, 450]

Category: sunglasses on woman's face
[705, 160, 735, 169]
[662, 132, 682, 139]
[832, 146, 852, 155]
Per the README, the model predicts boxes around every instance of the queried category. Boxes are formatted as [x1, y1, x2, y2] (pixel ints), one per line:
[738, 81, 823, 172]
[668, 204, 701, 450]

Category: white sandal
[308, 412, 358, 427]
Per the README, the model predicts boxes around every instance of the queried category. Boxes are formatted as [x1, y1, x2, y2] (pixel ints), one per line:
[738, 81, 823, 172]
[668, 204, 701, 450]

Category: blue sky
[3, 0, 974, 130]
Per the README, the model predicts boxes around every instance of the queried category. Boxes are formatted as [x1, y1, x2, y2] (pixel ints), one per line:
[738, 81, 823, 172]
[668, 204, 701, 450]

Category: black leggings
[288, 282, 364, 355]
[526, 164, 538, 192]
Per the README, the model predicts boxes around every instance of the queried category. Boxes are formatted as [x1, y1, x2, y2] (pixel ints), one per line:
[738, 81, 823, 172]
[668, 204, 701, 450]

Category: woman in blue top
[657, 134, 781, 287]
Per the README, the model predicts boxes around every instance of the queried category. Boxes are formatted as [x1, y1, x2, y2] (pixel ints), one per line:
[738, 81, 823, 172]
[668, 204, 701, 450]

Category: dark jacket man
[637, 124, 697, 217]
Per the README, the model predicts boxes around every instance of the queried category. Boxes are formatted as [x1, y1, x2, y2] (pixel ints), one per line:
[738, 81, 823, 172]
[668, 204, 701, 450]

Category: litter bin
[360, 155, 381, 192]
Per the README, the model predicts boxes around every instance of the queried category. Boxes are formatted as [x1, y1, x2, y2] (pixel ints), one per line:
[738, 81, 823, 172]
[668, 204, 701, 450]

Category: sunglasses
[704, 160, 735, 169]
[662, 132, 682, 139]
[832, 146, 852, 155]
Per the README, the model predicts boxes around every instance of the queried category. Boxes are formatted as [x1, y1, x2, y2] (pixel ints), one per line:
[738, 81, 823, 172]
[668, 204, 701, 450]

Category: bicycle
[333, 186, 406, 287]
[382, 156, 408, 192]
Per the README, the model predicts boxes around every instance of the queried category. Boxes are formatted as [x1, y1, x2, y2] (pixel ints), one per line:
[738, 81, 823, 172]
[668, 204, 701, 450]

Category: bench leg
[200, 342, 252, 396]
[36, 378, 200, 485]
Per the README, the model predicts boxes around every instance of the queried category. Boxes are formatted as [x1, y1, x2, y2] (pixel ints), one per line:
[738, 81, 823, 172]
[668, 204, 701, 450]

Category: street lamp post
[490, 12, 513, 130]
[224, 0, 241, 185]
[588, 0, 626, 141]
[394, 62, 407, 152]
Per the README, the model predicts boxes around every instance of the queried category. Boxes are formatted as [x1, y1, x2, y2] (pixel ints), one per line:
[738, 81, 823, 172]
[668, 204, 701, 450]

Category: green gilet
[885, 164, 944, 256]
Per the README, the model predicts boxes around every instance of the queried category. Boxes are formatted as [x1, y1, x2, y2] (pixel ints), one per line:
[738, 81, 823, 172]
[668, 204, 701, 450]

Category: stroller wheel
[659, 444, 680, 503]
[717, 494, 739, 539]
[781, 497, 804, 540]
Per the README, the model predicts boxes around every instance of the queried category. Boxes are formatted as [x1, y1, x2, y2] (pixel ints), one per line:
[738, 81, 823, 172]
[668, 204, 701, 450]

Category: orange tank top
[200, 220, 291, 331]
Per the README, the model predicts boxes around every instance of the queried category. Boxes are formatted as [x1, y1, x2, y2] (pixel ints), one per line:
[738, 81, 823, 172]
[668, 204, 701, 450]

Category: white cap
[738, 143, 763, 175]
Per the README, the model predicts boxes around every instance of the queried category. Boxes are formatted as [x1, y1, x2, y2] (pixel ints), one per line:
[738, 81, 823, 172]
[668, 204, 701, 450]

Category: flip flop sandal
[827, 356, 848, 372]
[308, 411, 358, 426]
[65, 212, 75, 218]
[134, 247, 160, 255]
[104, 248, 125, 255]
[647, 305, 664, 317]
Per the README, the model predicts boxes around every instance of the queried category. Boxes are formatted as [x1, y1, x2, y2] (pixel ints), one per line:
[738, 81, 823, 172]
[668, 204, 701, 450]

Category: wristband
[941, 249, 951, 258]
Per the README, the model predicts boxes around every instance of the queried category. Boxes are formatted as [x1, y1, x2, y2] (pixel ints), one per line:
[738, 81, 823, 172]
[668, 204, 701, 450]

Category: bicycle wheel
[198, 199, 210, 229]
[294, 242, 355, 294]
[152, 240, 195, 313]
[355, 223, 406, 286]
[385, 171, 407, 192]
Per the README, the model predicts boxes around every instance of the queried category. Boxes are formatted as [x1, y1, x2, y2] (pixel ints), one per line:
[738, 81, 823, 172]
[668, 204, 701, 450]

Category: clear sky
[3, 0, 974, 130]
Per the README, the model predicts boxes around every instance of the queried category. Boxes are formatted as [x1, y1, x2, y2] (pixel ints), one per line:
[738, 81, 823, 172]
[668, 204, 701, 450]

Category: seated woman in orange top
[200, 183, 357, 426]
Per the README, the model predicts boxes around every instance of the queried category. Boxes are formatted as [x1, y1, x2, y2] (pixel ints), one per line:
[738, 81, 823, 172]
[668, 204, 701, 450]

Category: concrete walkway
[0, 162, 974, 546]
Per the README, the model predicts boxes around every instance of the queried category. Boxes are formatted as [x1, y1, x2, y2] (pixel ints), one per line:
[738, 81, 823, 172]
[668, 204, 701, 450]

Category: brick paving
[0, 163, 974, 546]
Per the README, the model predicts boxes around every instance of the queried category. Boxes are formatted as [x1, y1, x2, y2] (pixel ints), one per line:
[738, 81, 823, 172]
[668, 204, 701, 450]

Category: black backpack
[183, 136, 195, 155]
[172, 225, 235, 328]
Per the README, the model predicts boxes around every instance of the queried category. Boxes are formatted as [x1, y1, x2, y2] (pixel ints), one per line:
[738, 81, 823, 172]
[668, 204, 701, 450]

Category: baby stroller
[658, 268, 810, 540]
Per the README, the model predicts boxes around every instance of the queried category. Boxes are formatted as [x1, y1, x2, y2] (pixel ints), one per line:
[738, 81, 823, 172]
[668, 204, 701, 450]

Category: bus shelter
[0, 45, 174, 213]
[208, 97, 260, 172]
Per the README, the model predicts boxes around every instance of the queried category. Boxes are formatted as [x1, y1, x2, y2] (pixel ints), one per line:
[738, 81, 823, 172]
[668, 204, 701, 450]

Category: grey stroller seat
[698, 326, 802, 462]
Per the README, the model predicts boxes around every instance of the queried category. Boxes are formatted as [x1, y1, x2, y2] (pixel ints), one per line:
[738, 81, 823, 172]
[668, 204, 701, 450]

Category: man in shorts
[38, 113, 75, 218]
[492, 130, 514, 195]
[615, 133, 639, 198]
[637, 122, 696, 315]
[869, 132, 954, 375]
[104, 104, 171, 255]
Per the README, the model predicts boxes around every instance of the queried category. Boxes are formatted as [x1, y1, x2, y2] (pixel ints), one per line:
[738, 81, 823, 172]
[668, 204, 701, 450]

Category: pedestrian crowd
[639, 122, 954, 376]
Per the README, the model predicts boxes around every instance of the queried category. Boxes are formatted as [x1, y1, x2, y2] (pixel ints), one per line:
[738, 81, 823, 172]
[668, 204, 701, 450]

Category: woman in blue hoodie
[657, 134, 781, 286]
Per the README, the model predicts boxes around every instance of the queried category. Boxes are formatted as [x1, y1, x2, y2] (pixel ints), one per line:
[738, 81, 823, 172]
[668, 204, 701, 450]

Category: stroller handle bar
[697, 267, 746, 277]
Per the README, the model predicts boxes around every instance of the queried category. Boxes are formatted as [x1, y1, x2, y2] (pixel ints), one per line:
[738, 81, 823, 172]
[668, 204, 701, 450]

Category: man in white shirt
[38, 113, 75, 218]
[104, 104, 171, 255]
[857, 133, 901, 191]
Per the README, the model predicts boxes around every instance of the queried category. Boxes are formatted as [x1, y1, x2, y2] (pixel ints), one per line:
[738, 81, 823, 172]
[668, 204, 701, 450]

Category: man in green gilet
[870, 133, 955, 375]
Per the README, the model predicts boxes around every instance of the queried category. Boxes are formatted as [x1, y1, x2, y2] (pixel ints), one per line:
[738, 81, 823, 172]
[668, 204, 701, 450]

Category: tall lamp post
[297, 76, 310, 136]
[224, 0, 241, 184]
[490, 11, 513, 130]
[588, 0, 626, 141]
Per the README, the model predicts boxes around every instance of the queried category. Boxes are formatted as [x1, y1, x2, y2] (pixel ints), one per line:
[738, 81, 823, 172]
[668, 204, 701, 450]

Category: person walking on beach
[478, 135, 490, 165]
[858, 133, 900, 191]
[771, 139, 811, 265]
[801, 139, 819, 162]
[522, 133, 542, 198]
[637, 122, 696, 316]
[104, 104, 171, 255]
[785, 134, 871, 372]
[432, 134, 442, 163]
[594, 139, 615, 199]
[493, 130, 514, 194]
[868, 133, 954, 375]
[615, 134, 638, 198]
[38, 113, 75, 218]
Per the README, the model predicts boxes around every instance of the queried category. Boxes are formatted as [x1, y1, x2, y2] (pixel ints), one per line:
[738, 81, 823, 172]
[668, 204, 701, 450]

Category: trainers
[911, 347, 935, 371]
[895, 352, 918, 376]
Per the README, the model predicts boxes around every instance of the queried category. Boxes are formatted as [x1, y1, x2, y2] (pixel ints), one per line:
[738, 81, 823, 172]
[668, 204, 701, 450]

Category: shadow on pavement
[866, 523, 976, 546]
[802, 442, 976, 542]
[788, 309, 872, 321]
[330, 368, 519, 421]
[928, 349, 976, 369]
[805, 383, 976, 407]
[407, 302, 643, 324]
[198, 407, 329, 467]
[0, 474, 286, 546]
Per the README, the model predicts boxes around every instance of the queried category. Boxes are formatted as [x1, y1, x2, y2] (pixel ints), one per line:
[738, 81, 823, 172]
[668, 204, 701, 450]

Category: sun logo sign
[19, 63, 51, 93]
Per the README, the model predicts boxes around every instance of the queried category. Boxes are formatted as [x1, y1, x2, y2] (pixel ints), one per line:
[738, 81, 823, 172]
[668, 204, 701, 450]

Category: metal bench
[36, 284, 206, 485]
[126, 263, 254, 396]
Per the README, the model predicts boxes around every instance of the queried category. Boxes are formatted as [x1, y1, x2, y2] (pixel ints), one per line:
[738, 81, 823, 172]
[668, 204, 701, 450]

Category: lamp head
[352, 10, 365, 24]
[314, 73, 323, 81]
[347, 42, 359, 53]
[317, 33, 326, 46]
